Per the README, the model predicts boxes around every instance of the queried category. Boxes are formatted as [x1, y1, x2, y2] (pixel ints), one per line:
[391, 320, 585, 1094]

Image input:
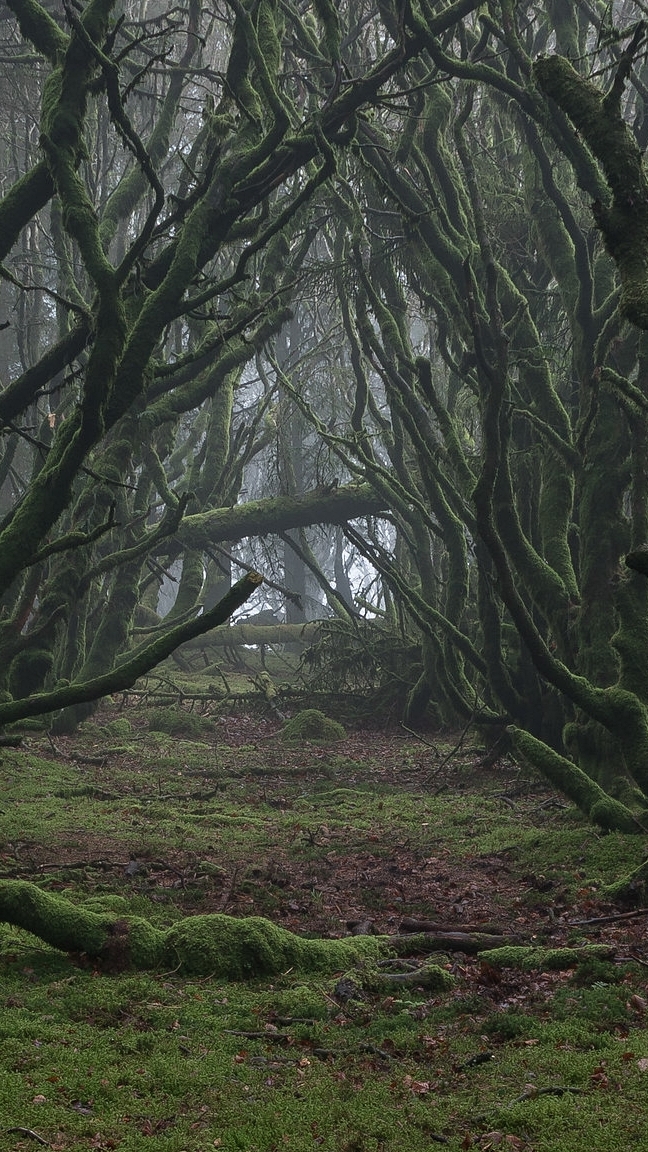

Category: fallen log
[389, 931, 515, 955]
[477, 944, 616, 970]
[179, 622, 322, 650]
[399, 916, 506, 936]
[0, 880, 381, 978]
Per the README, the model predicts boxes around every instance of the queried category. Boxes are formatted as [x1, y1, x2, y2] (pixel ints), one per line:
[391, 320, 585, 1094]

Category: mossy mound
[281, 709, 346, 744]
[0, 881, 384, 978]
[7, 717, 46, 732]
[148, 708, 214, 738]
[266, 985, 330, 1020]
[100, 717, 133, 737]
[599, 863, 648, 904]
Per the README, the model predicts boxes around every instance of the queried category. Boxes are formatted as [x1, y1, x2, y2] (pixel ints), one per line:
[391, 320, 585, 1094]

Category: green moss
[281, 709, 346, 744]
[148, 708, 214, 738]
[370, 963, 456, 993]
[599, 856, 648, 903]
[264, 985, 330, 1020]
[164, 914, 383, 978]
[0, 881, 114, 956]
[8, 648, 54, 699]
[7, 718, 45, 732]
[482, 1010, 539, 1041]
[534, 54, 648, 329]
[510, 727, 639, 832]
[83, 895, 131, 913]
[100, 717, 133, 737]
[478, 944, 615, 971]
[569, 958, 623, 987]
[0, 880, 384, 978]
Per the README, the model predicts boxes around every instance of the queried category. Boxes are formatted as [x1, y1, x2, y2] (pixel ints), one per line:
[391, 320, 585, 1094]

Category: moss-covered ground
[1, 701, 648, 1150]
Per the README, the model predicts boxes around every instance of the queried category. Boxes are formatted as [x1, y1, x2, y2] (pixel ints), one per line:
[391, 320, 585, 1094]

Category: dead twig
[506, 1085, 586, 1106]
[6, 1129, 50, 1147]
[224, 1030, 291, 1043]
[424, 712, 478, 783]
[399, 722, 440, 754]
[216, 865, 240, 912]
[569, 908, 648, 926]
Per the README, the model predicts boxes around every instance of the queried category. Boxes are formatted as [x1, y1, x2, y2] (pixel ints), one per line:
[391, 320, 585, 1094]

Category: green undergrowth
[0, 931, 647, 1151]
[1, 711, 648, 1148]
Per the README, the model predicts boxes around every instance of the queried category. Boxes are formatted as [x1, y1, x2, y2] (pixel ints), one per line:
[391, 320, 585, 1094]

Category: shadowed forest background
[4, 0, 648, 837]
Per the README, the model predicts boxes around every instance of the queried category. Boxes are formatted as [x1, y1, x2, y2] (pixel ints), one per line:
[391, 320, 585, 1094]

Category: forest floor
[1, 695, 648, 1151]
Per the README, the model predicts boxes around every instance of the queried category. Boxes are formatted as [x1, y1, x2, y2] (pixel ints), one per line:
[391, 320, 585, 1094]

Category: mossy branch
[6, 0, 68, 63]
[534, 53, 648, 328]
[0, 321, 90, 425]
[625, 546, 648, 576]
[177, 481, 386, 551]
[80, 494, 192, 590]
[509, 726, 642, 833]
[61, 4, 165, 279]
[29, 503, 117, 565]
[0, 162, 55, 265]
[0, 571, 262, 725]
[0, 880, 384, 978]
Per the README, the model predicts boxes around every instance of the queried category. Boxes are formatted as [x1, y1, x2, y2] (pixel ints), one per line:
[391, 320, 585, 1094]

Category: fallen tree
[0, 880, 384, 978]
[178, 622, 322, 651]
[0, 880, 520, 979]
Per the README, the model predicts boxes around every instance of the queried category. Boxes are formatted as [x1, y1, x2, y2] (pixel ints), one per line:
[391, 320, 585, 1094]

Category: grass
[0, 705, 647, 1150]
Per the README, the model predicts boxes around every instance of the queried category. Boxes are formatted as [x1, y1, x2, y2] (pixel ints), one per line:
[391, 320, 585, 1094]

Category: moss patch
[281, 708, 346, 744]
[147, 707, 214, 738]
[478, 944, 615, 971]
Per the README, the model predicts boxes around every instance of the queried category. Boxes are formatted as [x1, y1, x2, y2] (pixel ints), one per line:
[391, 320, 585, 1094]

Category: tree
[5, 0, 648, 844]
[249, 0, 648, 834]
[0, 0, 469, 726]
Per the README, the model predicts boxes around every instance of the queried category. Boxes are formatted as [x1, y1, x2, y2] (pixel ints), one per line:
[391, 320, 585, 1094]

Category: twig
[505, 1085, 586, 1107]
[46, 733, 63, 757]
[224, 1030, 291, 1043]
[616, 954, 648, 969]
[569, 908, 648, 926]
[6, 1129, 50, 1146]
[206, 544, 301, 607]
[216, 865, 240, 912]
[399, 722, 440, 753]
[424, 714, 476, 782]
